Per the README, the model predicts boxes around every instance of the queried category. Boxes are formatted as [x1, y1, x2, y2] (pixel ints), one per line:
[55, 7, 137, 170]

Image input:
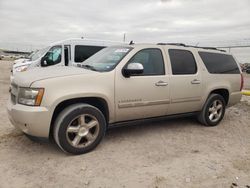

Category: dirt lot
[0, 60, 250, 188]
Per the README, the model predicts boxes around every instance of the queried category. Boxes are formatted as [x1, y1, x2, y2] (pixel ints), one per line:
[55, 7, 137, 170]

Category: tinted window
[169, 49, 197, 75]
[75, 45, 105, 62]
[128, 48, 165, 75]
[199, 52, 240, 74]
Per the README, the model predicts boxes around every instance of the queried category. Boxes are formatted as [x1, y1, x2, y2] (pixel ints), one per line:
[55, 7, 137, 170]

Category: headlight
[18, 88, 44, 106]
[15, 65, 28, 72]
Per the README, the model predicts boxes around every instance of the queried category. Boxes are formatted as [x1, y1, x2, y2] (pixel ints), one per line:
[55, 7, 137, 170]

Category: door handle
[155, 81, 168, 86]
[191, 79, 201, 84]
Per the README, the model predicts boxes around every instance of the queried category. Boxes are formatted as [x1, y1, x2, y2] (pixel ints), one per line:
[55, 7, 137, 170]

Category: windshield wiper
[81, 64, 98, 71]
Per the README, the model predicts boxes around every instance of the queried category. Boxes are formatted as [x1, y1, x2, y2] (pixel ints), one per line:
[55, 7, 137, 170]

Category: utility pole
[123, 33, 126, 42]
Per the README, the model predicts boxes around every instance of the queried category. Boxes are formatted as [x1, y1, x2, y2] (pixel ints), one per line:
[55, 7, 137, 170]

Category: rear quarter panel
[195, 50, 242, 108]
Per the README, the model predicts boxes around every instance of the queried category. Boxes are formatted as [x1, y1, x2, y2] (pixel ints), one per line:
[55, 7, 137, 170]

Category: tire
[53, 103, 106, 154]
[197, 94, 226, 126]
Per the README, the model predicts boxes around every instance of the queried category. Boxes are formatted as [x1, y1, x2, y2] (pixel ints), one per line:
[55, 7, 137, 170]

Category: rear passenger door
[167, 49, 202, 114]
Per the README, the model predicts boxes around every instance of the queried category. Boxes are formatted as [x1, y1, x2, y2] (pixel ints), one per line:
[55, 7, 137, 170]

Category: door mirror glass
[41, 58, 47, 67]
[41, 56, 48, 67]
[123, 63, 144, 77]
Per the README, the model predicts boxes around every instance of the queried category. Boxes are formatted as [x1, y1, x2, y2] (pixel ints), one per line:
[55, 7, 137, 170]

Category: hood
[13, 66, 94, 87]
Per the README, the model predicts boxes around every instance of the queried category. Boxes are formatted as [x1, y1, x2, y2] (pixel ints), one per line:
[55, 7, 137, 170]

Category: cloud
[0, 0, 249, 62]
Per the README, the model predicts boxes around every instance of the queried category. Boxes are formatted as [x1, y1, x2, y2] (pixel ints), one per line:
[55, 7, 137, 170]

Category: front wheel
[53, 104, 106, 154]
[197, 94, 226, 126]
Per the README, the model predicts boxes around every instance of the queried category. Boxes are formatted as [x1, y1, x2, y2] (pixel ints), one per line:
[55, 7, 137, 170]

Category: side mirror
[123, 63, 144, 77]
[41, 56, 48, 67]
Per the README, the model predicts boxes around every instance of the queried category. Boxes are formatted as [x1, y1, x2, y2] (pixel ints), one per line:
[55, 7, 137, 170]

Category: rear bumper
[7, 98, 51, 138]
[228, 91, 242, 107]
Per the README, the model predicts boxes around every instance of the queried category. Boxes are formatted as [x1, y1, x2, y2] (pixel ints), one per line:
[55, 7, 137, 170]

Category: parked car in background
[246, 66, 250, 74]
[7, 43, 243, 154]
[13, 51, 38, 65]
[0, 54, 6, 60]
[11, 38, 123, 81]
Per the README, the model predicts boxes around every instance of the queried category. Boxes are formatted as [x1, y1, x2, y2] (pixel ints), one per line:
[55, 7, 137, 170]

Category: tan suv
[7, 43, 243, 154]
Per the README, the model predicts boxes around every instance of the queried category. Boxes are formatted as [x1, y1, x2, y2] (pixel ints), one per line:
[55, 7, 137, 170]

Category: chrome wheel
[66, 114, 100, 148]
[208, 100, 223, 122]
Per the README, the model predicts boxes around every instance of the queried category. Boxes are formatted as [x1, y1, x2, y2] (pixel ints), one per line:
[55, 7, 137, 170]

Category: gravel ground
[0, 60, 250, 188]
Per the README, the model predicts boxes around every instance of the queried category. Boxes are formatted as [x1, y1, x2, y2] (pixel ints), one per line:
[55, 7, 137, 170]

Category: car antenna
[129, 40, 134, 45]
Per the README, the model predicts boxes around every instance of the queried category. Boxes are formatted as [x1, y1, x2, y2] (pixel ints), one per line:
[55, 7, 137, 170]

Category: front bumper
[7, 98, 51, 138]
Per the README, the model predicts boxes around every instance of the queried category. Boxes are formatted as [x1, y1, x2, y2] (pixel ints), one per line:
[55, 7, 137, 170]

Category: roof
[50, 38, 125, 47]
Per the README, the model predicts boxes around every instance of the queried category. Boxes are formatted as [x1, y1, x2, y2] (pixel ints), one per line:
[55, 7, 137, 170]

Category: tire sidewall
[56, 104, 106, 154]
[204, 94, 226, 126]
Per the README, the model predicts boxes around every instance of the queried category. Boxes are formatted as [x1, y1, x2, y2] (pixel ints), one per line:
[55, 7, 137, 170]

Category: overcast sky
[0, 0, 250, 62]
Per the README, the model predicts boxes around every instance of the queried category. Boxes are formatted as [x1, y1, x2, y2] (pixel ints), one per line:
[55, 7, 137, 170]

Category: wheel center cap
[78, 127, 88, 136]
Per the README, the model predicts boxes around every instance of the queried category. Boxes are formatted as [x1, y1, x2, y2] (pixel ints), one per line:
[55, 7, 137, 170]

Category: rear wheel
[53, 104, 106, 154]
[197, 94, 226, 126]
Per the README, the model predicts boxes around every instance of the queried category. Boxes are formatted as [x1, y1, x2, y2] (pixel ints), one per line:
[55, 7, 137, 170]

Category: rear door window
[198, 52, 240, 74]
[169, 49, 197, 75]
[74, 45, 105, 62]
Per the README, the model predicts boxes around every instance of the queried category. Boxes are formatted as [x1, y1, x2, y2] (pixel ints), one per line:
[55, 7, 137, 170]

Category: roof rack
[157, 43, 186, 47]
[157, 43, 226, 52]
[199, 47, 226, 52]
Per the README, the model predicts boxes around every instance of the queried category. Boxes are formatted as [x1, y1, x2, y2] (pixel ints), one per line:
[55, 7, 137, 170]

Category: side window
[198, 52, 240, 74]
[43, 46, 62, 66]
[75, 45, 105, 62]
[169, 49, 197, 75]
[127, 48, 165, 75]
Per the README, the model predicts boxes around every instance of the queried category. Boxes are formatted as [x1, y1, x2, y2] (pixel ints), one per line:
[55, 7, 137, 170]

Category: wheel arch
[208, 88, 229, 105]
[49, 97, 109, 141]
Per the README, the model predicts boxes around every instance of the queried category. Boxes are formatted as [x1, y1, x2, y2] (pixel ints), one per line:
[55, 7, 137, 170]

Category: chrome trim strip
[118, 99, 170, 109]
[171, 97, 201, 103]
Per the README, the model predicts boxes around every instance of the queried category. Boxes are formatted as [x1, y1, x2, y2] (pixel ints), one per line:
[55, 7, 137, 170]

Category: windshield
[82, 46, 132, 72]
[30, 46, 50, 61]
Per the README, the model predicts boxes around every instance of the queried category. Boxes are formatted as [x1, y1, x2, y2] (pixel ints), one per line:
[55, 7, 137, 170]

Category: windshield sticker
[114, 48, 130, 53]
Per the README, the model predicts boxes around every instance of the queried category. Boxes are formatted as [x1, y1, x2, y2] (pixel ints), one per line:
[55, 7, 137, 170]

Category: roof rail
[199, 46, 226, 52]
[157, 43, 186, 47]
[157, 43, 226, 52]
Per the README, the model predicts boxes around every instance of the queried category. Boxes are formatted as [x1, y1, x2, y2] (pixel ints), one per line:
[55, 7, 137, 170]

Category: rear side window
[169, 49, 197, 75]
[75, 45, 105, 62]
[198, 52, 240, 74]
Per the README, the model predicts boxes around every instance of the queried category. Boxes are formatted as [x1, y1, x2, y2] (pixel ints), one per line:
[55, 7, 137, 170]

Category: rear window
[169, 49, 197, 75]
[198, 52, 240, 74]
[75, 45, 105, 62]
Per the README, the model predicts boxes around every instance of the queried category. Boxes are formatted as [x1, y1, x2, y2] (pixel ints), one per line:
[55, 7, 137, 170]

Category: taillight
[240, 73, 244, 91]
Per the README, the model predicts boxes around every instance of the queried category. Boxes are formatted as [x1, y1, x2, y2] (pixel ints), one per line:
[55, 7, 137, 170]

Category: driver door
[115, 48, 170, 122]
